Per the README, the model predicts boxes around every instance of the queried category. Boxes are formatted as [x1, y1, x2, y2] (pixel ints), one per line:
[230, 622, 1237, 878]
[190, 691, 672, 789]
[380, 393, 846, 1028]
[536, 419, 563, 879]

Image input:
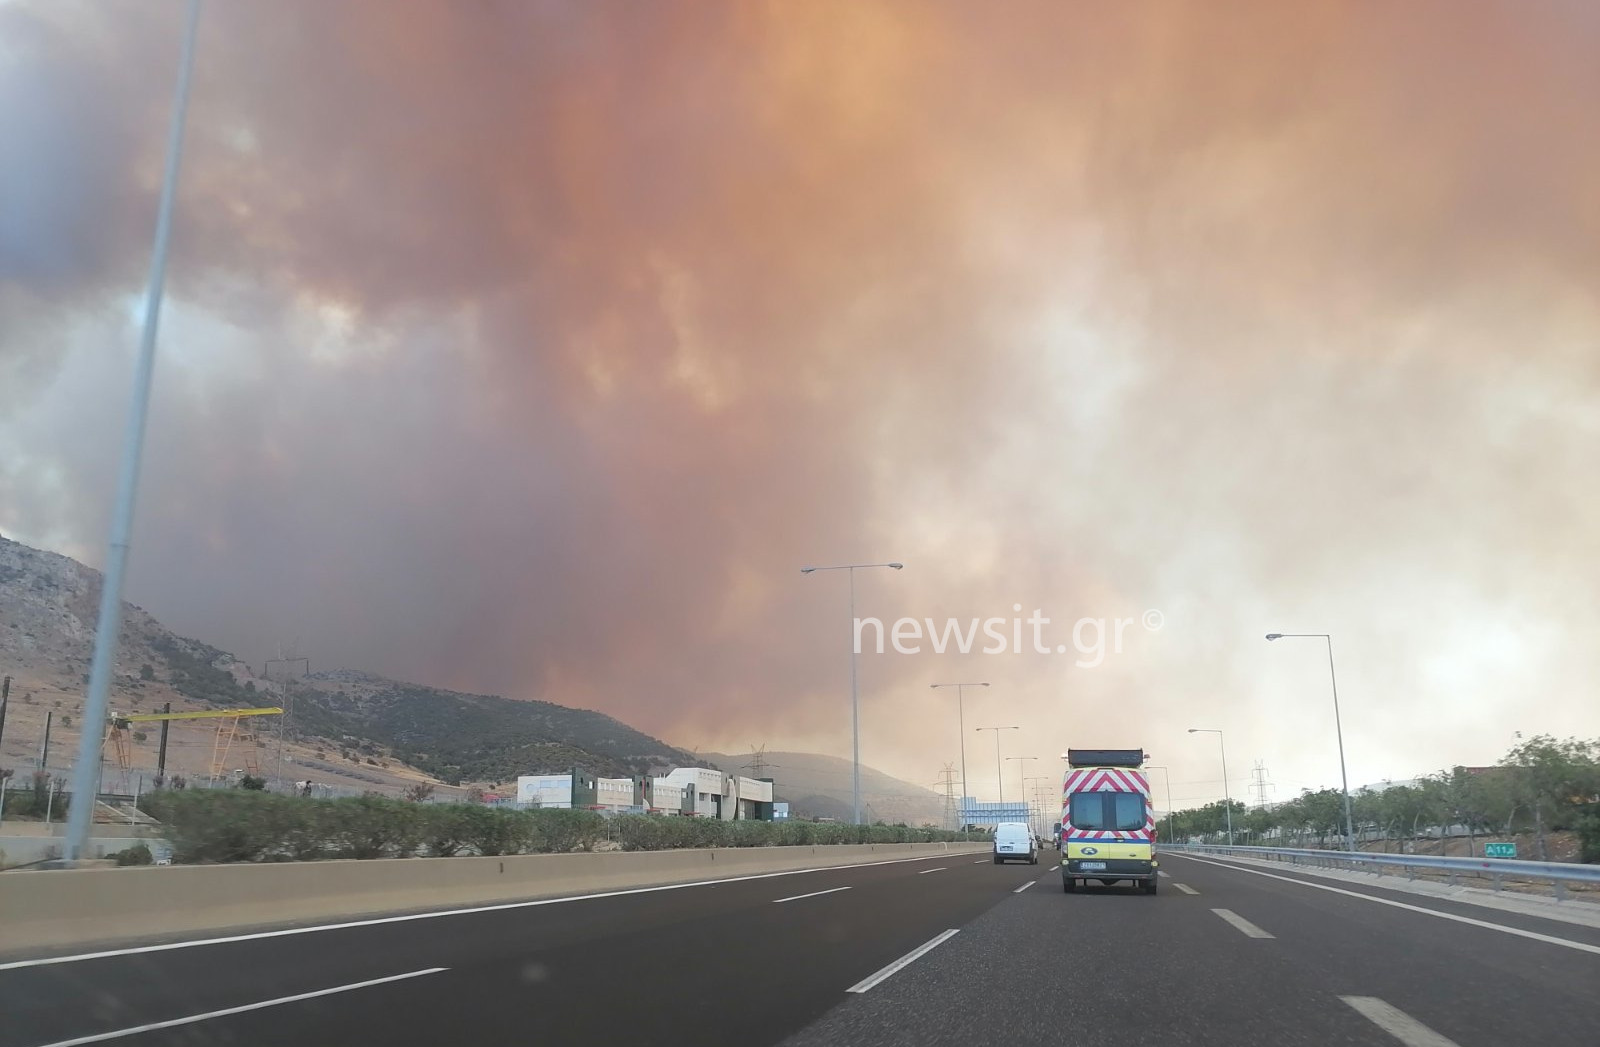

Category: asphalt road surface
[1, 850, 1595, 1046]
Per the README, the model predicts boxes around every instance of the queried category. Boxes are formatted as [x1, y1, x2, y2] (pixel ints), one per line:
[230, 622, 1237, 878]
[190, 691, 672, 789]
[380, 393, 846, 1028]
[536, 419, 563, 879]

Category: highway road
[1, 850, 1596, 1046]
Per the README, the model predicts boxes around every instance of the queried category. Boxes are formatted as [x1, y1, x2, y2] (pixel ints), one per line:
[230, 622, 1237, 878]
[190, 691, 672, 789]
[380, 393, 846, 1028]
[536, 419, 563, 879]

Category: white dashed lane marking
[1211, 908, 1274, 939]
[1340, 996, 1462, 1047]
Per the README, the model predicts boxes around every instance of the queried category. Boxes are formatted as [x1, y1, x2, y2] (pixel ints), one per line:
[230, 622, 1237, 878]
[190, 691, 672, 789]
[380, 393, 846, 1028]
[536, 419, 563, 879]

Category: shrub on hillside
[112, 843, 154, 866]
[141, 789, 278, 863]
[420, 803, 474, 857]
[133, 790, 978, 863]
[527, 809, 606, 853]
[5, 772, 67, 820]
[460, 805, 527, 856]
[326, 796, 423, 859]
[1578, 804, 1600, 864]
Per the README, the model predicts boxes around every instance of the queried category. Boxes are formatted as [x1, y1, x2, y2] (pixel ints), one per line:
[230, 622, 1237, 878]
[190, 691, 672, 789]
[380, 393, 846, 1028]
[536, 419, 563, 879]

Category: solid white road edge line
[32, 968, 448, 1047]
[1340, 996, 1462, 1047]
[0, 853, 969, 972]
[1172, 853, 1600, 957]
[1211, 908, 1275, 938]
[1013, 880, 1035, 893]
[773, 886, 853, 904]
[846, 930, 960, 993]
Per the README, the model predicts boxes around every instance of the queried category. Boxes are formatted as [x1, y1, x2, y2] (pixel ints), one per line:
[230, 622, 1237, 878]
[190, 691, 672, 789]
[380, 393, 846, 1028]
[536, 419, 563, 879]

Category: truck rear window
[1069, 791, 1145, 831]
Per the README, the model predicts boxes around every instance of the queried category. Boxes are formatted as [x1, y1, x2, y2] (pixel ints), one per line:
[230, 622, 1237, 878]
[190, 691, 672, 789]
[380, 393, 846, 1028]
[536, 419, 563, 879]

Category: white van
[992, 822, 1038, 864]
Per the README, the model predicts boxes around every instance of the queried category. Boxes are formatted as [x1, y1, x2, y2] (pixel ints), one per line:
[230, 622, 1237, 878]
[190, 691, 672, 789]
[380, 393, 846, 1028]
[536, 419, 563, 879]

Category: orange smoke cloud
[3, 0, 1598, 795]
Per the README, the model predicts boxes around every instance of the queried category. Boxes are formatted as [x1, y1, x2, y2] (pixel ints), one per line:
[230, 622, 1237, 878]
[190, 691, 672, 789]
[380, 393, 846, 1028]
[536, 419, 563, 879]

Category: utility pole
[0, 675, 10, 755]
[935, 763, 960, 830]
[156, 701, 171, 784]
[264, 653, 308, 788]
[39, 710, 53, 771]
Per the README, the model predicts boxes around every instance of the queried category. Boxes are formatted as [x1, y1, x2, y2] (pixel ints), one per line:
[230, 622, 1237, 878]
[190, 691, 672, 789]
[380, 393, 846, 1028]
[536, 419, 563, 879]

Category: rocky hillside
[1, 533, 939, 807]
[0, 532, 688, 789]
[0, 533, 234, 701]
[288, 670, 693, 784]
[703, 750, 950, 827]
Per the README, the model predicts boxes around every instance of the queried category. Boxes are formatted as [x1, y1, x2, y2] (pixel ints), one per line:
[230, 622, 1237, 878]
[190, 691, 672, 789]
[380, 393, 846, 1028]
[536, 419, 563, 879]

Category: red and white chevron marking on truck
[1060, 765, 1156, 840]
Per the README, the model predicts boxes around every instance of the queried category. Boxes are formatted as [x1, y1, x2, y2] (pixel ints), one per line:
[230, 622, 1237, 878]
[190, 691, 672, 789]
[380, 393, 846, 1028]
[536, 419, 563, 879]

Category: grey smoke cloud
[2, 0, 1597, 799]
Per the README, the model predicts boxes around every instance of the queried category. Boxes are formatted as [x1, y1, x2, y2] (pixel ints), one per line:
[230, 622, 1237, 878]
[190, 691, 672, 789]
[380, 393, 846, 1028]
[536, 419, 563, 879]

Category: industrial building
[513, 766, 775, 820]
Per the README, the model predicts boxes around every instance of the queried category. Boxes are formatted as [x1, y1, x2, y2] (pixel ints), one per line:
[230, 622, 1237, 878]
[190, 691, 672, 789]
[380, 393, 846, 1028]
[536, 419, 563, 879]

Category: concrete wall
[1, 841, 985, 954]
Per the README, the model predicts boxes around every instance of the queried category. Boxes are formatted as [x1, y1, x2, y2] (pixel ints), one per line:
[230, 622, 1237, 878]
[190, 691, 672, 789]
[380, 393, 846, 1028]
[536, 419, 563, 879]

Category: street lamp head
[1187, 728, 1200, 734]
[888, 562, 904, 570]
[800, 567, 816, 574]
[1265, 633, 1283, 641]
[979, 682, 990, 687]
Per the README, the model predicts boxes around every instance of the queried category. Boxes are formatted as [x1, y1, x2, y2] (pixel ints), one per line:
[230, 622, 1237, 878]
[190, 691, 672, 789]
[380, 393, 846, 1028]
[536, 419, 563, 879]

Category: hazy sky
[3, 0, 1597, 808]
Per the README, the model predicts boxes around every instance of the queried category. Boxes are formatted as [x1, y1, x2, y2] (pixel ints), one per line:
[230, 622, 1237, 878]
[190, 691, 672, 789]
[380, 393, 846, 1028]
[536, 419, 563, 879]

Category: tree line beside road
[136, 789, 981, 864]
[1164, 734, 1600, 862]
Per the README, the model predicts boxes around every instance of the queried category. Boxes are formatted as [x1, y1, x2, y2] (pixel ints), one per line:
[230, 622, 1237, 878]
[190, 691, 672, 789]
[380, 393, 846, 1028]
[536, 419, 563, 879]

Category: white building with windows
[595, 777, 635, 809]
[512, 766, 774, 819]
[516, 774, 574, 808]
[656, 767, 774, 819]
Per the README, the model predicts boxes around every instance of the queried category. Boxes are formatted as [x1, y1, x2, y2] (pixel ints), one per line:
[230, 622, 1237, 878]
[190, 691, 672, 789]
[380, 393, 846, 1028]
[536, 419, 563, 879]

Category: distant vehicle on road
[1060, 749, 1158, 894]
[992, 821, 1038, 864]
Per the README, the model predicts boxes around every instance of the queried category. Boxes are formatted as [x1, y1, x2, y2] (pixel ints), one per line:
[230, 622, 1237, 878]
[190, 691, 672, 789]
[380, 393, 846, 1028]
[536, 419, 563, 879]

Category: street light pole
[1144, 764, 1174, 844]
[1267, 632, 1355, 852]
[63, 0, 202, 865]
[931, 682, 988, 826]
[802, 561, 903, 825]
[1187, 729, 1232, 845]
[1023, 775, 1050, 836]
[976, 726, 1019, 807]
[1006, 756, 1038, 814]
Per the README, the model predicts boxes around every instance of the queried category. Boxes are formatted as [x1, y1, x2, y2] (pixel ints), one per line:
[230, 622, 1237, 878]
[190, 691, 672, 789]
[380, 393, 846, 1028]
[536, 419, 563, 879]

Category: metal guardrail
[1173, 843, 1600, 901]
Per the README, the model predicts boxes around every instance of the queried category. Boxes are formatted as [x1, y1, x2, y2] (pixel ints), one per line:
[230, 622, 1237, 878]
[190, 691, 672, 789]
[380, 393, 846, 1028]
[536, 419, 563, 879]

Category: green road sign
[1484, 842, 1516, 858]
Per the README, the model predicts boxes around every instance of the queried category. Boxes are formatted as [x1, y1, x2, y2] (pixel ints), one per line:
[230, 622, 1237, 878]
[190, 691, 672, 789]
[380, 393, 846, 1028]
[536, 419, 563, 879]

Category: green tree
[1501, 735, 1600, 860]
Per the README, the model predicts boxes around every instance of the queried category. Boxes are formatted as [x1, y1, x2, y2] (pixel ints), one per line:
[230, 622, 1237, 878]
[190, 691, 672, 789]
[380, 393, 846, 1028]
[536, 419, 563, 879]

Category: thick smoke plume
[3, 0, 1598, 798]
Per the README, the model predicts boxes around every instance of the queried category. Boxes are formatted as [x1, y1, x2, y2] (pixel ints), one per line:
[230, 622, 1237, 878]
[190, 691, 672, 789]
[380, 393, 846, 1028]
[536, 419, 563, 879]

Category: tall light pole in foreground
[1187, 729, 1233, 845]
[64, 0, 202, 865]
[1267, 632, 1356, 852]
[930, 682, 988, 824]
[976, 726, 1019, 806]
[801, 561, 903, 824]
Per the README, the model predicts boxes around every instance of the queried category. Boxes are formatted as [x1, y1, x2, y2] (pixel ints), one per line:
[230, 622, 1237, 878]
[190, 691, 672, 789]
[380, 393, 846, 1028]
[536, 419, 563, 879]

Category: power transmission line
[1250, 760, 1275, 807]
[934, 763, 960, 830]
[743, 743, 780, 780]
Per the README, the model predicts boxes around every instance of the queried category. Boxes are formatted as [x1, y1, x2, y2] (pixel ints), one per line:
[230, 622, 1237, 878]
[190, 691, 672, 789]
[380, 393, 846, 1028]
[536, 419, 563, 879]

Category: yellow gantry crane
[106, 707, 284, 787]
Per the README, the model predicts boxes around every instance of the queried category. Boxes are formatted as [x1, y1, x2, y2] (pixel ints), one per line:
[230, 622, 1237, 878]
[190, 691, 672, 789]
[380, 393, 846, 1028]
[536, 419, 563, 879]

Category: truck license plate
[1079, 861, 1107, 871]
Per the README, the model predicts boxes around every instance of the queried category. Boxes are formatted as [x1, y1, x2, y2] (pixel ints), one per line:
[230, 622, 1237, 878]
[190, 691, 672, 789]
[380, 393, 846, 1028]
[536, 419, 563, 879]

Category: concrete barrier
[1, 841, 987, 954]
